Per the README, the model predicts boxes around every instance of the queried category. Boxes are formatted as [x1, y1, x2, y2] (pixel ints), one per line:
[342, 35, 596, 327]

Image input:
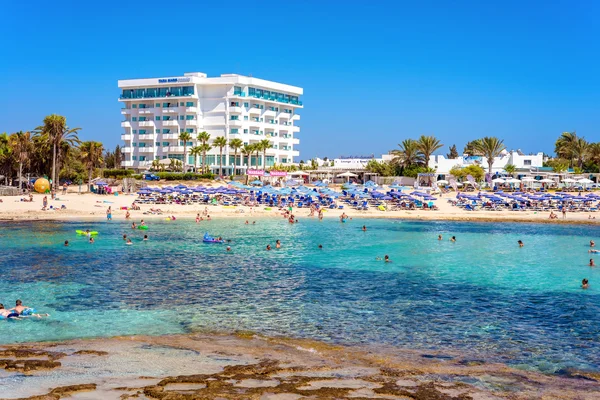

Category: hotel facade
[118, 72, 302, 173]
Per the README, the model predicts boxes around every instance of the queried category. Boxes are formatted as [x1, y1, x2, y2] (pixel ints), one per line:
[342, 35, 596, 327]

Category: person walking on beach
[42, 196, 48, 210]
[562, 208, 567, 219]
[125, 210, 130, 219]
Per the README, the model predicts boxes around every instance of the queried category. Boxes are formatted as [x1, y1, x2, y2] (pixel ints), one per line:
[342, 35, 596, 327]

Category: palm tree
[463, 140, 483, 156]
[241, 144, 254, 169]
[36, 114, 81, 190]
[151, 159, 160, 171]
[229, 138, 243, 175]
[80, 141, 104, 191]
[9, 131, 32, 190]
[571, 137, 589, 169]
[254, 144, 261, 168]
[198, 143, 212, 174]
[196, 131, 211, 173]
[190, 146, 202, 172]
[473, 137, 505, 174]
[555, 131, 578, 167]
[178, 131, 192, 172]
[391, 139, 421, 169]
[0, 133, 14, 185]
[416, 135, 443, 168]
[213, 136, 228, 177]
[169, 158, 182, 172]
[503, 164, 516, 176]
[258, 139, 271, 169]
[587, 143, 600, 168]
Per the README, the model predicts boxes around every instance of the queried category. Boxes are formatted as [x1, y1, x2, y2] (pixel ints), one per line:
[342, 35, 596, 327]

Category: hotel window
[243, 129, 248, 134]
[186, 128, 194, 133]
[281, 158, 287, 163]
[231, 129, 239, 134]
[132, 143, 137, 147]
[186, 102, 194, 107]
[230, 115, 239, 120]
[244, 116, 248, 121]
[155, 116, 160, 121]
[163, 129, 170, 133]
[180, 102, 184, 106]
[186, 115, 194, 120]
[138, 143, 146, 148]
[132, 156, 137, 161]
[179, 141, 193, 146]
[162, 116, 170, 120]
[243, 102, 249, 107]
[163, 156, 167, 159]
[155, 103, 160, 107]
[132, 117, 137, 121]
[139, 130, 146, 134]
[155, 142, 160, 147]
[162, 142, 169, 147]
[132, 104, 137, 108]
[139, 117, 146, 121]
[155, 156, 160, 160]
[179, 116, 184, 120]
[524, 160, 532, 166]
[139, 156, 146, 161]
[132, 130, 137, 134]
[248, 88, 255, 96]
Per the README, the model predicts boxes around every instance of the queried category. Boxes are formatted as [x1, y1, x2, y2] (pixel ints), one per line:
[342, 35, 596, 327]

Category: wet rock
[72, 350, 109, 356]
[0, 349, 66, 360]
[0, 359, 61, 372]
[6, 383, 97, 400]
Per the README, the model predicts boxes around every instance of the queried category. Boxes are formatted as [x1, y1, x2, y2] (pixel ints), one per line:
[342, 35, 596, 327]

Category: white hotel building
[119, 72, 302, 173]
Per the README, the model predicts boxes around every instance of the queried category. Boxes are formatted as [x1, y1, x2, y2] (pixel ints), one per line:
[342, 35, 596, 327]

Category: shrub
[103, 169, 134, 178]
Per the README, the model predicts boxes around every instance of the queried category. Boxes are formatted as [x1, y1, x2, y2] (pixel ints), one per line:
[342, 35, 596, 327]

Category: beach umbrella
[250, 180, 263, 186]
[95, 181, 107, 186]
[521, 177, 535, 181]
[578, 178, 594, 184]
[174, 184, 188, 189]
[540, 178, 554, 183]
[562, 178, 576, 183]
[436, 180, 449, 185]
[492, 178, 505, 183]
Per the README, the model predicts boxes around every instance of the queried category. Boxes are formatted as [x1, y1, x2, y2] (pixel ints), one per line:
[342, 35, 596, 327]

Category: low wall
[0, 186, 20, 196]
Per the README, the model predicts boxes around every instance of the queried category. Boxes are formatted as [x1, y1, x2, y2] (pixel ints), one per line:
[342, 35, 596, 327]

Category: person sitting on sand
[0, 304, 20, 320]
[590, 259, 595, 267]
[549, 211, 558, 219]
[518, 240, 524, 247]
[582, 279, 589, 289]
[589, 215, 596, 220]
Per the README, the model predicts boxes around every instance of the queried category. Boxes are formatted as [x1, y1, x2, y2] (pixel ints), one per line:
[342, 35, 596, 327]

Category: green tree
[0, 133, 14, 185]
[242, 144, 254, 168]
[228, 138, 243, 175]
[80, 141, 104, 191]
[391, 139, 421, 169]
[463, 139, 483, 156]
[36, 114, 81, 189]
[213, 136, 228, 177]
[190, 146, 201, 171]
[178, 131, 192, 172]
[554, 131, 578, 167]
[571, 137, 589, 169]
[365, 160, 396, 176]
[416, 135, 443, 168]
[9, 131, 32, 190]
[473, 137, 505, 173]
[258, 139, 271, 169]
[449, 164, 485, 181]
[446, 144, 459, 159]
[196, 131, 211, 173]
[503, 164, 516, 175]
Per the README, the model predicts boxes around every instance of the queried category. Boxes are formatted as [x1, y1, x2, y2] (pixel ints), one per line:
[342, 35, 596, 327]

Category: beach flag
[467, 175, 476, 186]
[448, 177, 459, 192]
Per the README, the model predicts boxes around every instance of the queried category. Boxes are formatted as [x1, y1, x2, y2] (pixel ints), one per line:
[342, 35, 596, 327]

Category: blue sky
[0, 0, 598, 160]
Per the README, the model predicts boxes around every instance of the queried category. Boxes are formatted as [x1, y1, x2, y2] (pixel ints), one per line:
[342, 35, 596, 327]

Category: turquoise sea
[0, 218, 599, 374]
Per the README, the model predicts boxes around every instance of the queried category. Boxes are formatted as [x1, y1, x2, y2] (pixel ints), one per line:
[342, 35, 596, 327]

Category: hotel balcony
[121, 108, 132, 115]
[121, 160, 135, 167]
[137, 147, 154, 153]
[185, 119, 197, 126]
[291, 138, 300, 145]
[121, 134, 132, 141]
[162, 107, 178, 113]
[161, 133, 179, 139]
[121, 121, 131, 128]
[232, 91, 246, 97]
[292, 126, 300, 132]
[162, 120, 179, 126]
[229, 119, 242, 127]
[185, 106, 197, 113]
[138, 134, 155, 140]
[122, 147, 132, 153]
[263, 109, 276, 117]
[138, 121, 154, 127]
[229, 106, 242, 113]
[292, 114, 300, 120]
[169, 146, 185, 152]
[249, 107, 261, 115]
[139, 108, 155, 114]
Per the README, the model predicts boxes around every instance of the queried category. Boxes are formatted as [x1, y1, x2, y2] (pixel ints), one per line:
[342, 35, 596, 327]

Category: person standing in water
[582, 279, 589, 289]
[518, 240, 524, 247]
[106, 206, 112, 221]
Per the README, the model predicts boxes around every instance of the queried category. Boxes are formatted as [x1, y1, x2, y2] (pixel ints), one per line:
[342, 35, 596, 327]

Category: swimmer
[140, 219, 146, 226]
[590, 259, 595, 267]
[217, 236, 223, 241]
[89, 237, 94, 244]
[252, 221, 256, 225]
[226, 246, 231, 251]
[85, 229, 91, 237]
[266, 244, 272, 251]
[206, 215, 210, 221]
[450, 236, 456, 242]
[518, 240, 524, 247]
[245, 220, 249, 225]
[125, 210, 130, 219]
[384, 255, 391, 263]
[318, 244, 323, 249]
[131, 222, 137, 229]
[64, 240, 69, 247]
[362, 225, 367, 231]
[0, 304, 20, 320]
[10, 300, 49, 318]
[123, 234, 127, 240]
[590, 249, 600, 253]
[143, 235, 148, 241]
[196, 213, 200, 223]
[591, 240, 595, 247]
[582, 278, 589, 289]
[438, 235, 442, 240]
[276, 240, 281, 249]
[171, 215, 177, 221]
[126, 238, 132, 245]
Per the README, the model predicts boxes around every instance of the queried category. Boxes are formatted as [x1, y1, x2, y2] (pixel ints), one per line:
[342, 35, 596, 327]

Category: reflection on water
[0, 218, 599, 373]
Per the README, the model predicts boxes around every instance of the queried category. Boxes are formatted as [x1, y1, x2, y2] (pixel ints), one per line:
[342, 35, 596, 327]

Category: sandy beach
[2, 187, 600, 225]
